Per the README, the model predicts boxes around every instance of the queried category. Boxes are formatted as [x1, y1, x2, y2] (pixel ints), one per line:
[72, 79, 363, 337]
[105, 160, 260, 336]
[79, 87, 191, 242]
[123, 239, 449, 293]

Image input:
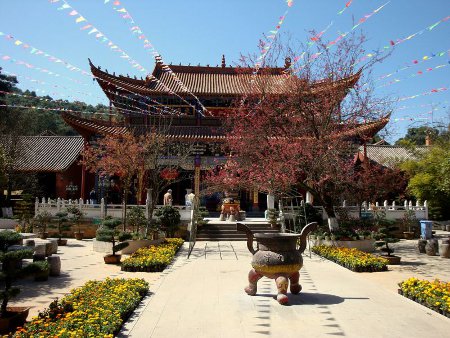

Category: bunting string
[102, 0, 209, 116]
[1, 53, 89, 86]
[49, 0, 148, 73]
[375, 49, 450, 82]
[1, 68, 190, 116]
[376, 63, 449, 89]
[397, 86, 448, 102]
[292, 1, 390, 75]
[0, 31, 93, 78]
[355, 15, 450, 67]
[338, 1, 354, 15]
[286, 0, 357, 73]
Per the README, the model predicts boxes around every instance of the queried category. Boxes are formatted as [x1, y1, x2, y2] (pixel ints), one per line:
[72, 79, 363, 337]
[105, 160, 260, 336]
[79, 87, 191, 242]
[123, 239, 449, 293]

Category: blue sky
[0, 0, 449, 142]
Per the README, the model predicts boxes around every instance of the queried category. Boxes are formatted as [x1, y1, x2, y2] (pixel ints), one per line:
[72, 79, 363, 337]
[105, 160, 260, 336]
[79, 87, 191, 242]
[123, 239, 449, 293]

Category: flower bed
[312, 245, 388, 272]
[121, 238, 184, 272]
[14, 278, 149, 337]
[398, 278, 450, 317]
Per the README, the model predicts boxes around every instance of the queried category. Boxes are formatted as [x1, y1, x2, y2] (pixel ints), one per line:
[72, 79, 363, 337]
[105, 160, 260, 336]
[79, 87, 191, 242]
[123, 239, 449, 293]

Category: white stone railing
[281, 200, 428, 221]
[35, 197, 193, 221]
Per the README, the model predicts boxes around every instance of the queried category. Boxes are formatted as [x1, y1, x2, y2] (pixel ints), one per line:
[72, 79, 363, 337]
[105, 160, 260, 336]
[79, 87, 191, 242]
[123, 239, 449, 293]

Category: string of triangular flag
[49, 0, 148, 73]
[291, 1, 390, 75]
[1, 53, 89, 86]
[376, 64, 448, 89]
[0, 31, 92, 78]
[102, 0, 209, 117]
[355, 16, 450, 67]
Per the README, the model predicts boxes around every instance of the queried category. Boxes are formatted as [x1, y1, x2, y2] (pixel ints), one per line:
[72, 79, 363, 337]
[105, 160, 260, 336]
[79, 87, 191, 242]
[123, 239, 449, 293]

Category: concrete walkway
[120, 241, 450, 338]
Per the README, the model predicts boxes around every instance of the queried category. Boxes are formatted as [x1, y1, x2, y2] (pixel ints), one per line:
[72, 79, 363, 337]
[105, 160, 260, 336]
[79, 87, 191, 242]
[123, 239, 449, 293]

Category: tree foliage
[395, 126, 440, 146]
[206, 31, 391, 228]
[400, 137, 450, 220]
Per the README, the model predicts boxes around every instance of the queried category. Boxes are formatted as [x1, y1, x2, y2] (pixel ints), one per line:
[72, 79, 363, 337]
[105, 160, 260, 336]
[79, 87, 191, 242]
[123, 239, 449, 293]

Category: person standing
[163, 189, 173, 206]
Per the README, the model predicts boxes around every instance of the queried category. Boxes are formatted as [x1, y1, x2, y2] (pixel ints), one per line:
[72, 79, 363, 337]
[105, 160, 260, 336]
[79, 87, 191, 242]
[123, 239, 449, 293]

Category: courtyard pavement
[11, 232, 450, 337]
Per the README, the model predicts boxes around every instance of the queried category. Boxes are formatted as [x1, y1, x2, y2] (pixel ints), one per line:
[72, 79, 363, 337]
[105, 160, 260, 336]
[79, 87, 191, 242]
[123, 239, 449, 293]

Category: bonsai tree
[96, 217, 130, 263]
[127, 206, 147, 238]
[66, 205, 84, 240]
[14, 194, 34, 233]
[51, 211, 70, 245]
[401, 209, 418, 239]
[373, 211, 400, 257]
[154, 205, 181, 238]
[0, 231, 47, 330]
[33, 210, 52, 239]
[195, 207, 209, 228]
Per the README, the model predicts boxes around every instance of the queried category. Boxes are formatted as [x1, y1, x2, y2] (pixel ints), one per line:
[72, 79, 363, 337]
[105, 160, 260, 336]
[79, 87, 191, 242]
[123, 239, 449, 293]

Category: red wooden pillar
[80, 137, 88, 200]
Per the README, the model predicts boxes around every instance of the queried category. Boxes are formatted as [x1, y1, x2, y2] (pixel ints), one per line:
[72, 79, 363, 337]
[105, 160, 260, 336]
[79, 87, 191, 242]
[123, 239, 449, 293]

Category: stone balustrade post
[57, 198, 61, 212]
[342, 200, 346, 207]
[79, 198, 83, 209]
[145, 198, 149, 219]
[409, 200, 413, 209]
[384, 200, 388, 210]
[424, 200, 428, 219]
[35, 197, 39, 216]
[100, 198, 105, 219]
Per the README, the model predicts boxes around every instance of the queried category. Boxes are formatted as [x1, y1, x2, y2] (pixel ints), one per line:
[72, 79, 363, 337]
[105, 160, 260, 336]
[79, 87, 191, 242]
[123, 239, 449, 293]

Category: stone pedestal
[47, 255, 61, 276]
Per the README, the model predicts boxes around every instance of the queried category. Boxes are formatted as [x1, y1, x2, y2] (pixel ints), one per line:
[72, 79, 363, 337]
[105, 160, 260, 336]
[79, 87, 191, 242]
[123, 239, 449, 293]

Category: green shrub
[154, 206, 181, 238]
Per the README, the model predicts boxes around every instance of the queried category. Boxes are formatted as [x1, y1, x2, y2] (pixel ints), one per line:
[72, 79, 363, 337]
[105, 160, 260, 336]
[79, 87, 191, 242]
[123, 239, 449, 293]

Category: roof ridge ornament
[221, 55, 226, 68]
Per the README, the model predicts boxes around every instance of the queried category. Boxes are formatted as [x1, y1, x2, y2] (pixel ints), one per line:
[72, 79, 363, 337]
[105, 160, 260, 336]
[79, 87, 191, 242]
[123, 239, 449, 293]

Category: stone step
[196, 222, 278, 241]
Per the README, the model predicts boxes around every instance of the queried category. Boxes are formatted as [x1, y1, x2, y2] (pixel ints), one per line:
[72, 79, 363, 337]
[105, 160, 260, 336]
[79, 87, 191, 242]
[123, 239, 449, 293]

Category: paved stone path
[120, 240, 450, 338]
[11, 235, 450, 337]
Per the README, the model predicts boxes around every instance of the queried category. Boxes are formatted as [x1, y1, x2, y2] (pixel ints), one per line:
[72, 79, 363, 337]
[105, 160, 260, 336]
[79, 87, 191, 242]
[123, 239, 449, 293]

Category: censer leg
[289, 271, 302, 295]
[245, 269, 262, 296]
[275, 275, 289, 305]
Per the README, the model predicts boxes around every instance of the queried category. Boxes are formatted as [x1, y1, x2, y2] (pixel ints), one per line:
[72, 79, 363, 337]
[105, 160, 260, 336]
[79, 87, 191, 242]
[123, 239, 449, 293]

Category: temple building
[59, 57, 389, 210]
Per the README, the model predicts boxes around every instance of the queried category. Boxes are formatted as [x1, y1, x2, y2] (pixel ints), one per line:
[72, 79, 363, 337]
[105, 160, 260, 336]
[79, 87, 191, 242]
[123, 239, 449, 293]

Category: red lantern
[160, 168, 179, 180]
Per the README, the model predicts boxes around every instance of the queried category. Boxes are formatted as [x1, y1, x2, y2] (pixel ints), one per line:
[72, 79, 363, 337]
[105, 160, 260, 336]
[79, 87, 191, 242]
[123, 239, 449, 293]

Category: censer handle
[236, 223, 257, 254]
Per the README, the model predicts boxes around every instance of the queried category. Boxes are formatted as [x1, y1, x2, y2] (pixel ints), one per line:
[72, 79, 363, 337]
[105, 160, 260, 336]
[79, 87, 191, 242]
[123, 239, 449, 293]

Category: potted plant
[96, 218, 130, 264]
[0, 231, 45, 333]
[52, 211, 70, 246]
[374, 220, 401, 265]
[154, 205, 181, 238]
[34, 210, 52, 239]
[66, 205, 85, 240]
[127, 206, 147, 237]
[402, 210, 417, 240]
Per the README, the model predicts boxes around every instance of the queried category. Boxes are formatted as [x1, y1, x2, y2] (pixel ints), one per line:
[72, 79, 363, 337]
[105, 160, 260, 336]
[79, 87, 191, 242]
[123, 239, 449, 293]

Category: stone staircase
[196, 219, 279, 241]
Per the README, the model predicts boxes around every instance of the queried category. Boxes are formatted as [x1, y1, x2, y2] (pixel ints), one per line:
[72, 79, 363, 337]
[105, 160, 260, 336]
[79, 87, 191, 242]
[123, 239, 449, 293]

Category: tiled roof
[62, 113, 227, 140]
[62, 112, 128, 136]
[89, 59, 361, 97]
[0, 135, 84, 172]
[361, 144, 428, 168]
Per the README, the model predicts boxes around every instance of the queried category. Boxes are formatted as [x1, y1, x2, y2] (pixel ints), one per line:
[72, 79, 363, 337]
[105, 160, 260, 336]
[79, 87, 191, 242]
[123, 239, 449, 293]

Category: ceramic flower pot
[104, 254, 121, 264]
[0, 307, 30, 334]
[75, 232, 84, 241]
